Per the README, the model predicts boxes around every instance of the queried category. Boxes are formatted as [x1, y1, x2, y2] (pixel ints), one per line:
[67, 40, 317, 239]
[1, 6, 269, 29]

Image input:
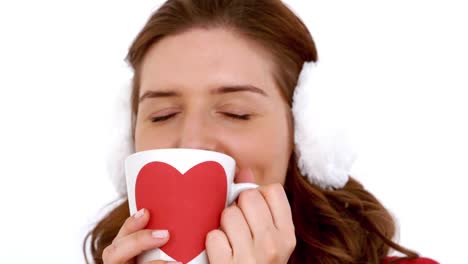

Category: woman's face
[134, 28, 293, 185]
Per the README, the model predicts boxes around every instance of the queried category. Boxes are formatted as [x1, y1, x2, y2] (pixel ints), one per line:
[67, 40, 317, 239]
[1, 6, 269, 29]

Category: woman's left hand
[205, 180, 296, 264]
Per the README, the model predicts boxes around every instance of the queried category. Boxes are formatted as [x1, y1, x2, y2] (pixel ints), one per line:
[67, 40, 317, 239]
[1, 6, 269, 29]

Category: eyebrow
[139, 84, 268, 103]
[139, 90, 178, 103]
[211, 85, 267, 96]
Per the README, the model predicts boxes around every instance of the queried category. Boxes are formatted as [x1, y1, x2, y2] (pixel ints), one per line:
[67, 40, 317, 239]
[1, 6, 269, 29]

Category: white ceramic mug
[125, 148, 258, 264]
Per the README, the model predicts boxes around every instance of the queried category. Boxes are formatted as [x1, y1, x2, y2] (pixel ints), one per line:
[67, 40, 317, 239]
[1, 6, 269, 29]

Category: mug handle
[228, 183, 259, 205]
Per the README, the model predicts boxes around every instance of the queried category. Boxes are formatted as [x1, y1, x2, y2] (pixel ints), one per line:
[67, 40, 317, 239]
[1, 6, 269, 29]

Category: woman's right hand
[102, 208, 179, 264]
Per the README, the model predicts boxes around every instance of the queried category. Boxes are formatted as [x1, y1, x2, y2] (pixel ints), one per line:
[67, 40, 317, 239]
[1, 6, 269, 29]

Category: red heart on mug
[135, 161, 227, 263]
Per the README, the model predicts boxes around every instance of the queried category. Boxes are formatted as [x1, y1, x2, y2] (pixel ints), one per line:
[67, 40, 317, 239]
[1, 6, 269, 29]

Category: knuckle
[206, 229, 223, 244]
[205, 229, 217, 241]
[132, 230, 148, 244]
[220, 207, 230, 221]
[238, 189, 258, 205]
[206, 230, 232, 255]
[263, 234, 277, 250]
[102, 242, 116, 262]
[260, 233, 296, 262]
[259, 232, 275, 248]
[267, 183, 284, 196]
[220, 206, 238, 226]
[263, 243, 281, 263]
[285, 222, 296, 238]
[285, 233, 297, 252]
[221, 205, 237, 219]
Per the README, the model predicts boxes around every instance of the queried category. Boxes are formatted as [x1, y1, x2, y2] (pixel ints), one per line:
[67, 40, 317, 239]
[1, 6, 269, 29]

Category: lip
[233, 165, 256, 183]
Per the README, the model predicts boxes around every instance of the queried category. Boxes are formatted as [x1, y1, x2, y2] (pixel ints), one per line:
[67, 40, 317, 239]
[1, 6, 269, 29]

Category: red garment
[382, 256, 439, 264]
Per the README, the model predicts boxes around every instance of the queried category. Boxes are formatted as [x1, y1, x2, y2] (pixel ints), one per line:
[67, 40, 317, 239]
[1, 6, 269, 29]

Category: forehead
[139, 27, 278, 96]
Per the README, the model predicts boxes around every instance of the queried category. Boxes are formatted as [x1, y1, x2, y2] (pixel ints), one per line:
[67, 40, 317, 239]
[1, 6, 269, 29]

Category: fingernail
[133, 208, 145, 219]
[152, 230, 169, 238]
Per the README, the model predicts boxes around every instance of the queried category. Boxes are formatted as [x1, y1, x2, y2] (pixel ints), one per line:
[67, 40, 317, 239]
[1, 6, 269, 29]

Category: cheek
[226, 120, 292, 185]
[134, 132, 149, 152]
[134, 123, 175, 151]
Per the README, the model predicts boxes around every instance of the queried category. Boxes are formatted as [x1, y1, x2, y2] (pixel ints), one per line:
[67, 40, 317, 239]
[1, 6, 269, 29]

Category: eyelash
[150, 113, 251, 123]
[222, 113, 251, 120]
[151, 113, 177, 123]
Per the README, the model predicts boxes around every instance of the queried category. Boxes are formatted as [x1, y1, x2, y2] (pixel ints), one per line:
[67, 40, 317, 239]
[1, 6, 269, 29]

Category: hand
[102, 208, 178, 264]
[205, 176, 296, 264]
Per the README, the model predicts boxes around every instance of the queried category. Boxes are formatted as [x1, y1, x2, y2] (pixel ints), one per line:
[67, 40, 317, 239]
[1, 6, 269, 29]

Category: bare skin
[103, 27, 296, 264]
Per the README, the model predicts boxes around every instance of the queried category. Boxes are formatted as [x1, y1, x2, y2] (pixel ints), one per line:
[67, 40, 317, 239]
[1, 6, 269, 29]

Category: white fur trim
[292, 62, 357, 189]
[107, 80, 134, 196]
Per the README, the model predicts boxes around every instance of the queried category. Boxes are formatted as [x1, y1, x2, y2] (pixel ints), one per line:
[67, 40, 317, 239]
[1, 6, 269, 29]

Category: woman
[84, 0, 437, 263]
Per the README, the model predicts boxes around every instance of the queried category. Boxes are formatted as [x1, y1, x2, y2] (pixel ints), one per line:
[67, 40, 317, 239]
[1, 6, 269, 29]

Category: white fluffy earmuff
[292, 62, 357, 189]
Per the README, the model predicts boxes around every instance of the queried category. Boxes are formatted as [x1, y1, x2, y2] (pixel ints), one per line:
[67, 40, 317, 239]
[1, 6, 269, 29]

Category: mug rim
[126, 148, 235, 163]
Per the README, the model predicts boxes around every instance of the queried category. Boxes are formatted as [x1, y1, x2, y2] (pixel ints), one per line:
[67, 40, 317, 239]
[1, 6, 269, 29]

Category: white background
[0, 0, 466, 263]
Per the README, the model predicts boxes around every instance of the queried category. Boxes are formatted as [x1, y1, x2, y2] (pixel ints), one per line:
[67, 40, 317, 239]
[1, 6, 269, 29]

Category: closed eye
[151, 113, 178, 123]
[223, 113, 251, 120]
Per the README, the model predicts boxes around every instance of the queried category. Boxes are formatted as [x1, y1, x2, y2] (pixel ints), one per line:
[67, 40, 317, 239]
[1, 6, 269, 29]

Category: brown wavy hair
[84, 0, 419, 263]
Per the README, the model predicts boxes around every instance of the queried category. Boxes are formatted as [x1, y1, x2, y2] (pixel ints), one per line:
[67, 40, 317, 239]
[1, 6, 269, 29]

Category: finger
[237, 188, 275, 236]
[103, 229, 169, 263]
[219, 205, 253, 256]
[258, 184, 294, 231]
[146, 261, 182, 264]
[114, 208, 149, 241]
[206, 229, 232, 263]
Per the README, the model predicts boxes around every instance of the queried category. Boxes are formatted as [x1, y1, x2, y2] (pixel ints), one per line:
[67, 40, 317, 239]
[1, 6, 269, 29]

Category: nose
[175, 113, 218, 151]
